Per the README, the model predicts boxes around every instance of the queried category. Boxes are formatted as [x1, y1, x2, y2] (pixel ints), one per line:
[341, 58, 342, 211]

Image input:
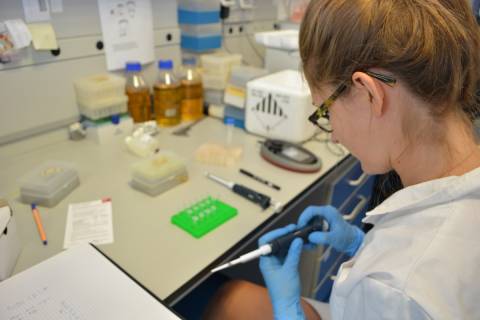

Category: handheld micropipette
[205, 172, 272, 210]
[211, 219, 325, 273]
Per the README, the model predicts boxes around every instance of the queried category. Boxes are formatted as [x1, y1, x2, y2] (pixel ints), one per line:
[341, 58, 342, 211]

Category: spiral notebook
[0, 244, 182, 320]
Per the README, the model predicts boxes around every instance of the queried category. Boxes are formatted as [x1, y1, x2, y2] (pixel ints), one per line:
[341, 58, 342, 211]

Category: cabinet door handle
[348, 172, 368, 186]
[343, 195, 368, 221]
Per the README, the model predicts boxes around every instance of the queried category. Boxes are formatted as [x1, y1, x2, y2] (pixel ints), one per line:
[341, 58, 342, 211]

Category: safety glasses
[308, 71, 397, 133]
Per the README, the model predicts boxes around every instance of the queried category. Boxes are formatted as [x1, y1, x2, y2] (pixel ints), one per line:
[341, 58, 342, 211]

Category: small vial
[225, 117, 235, 147]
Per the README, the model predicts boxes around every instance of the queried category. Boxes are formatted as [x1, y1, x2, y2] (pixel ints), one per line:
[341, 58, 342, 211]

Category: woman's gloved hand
[258, 224, 306, 320]
[298, 205, 364, 257]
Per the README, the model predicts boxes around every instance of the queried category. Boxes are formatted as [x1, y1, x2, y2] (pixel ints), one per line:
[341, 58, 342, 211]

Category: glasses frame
[308, 71, 397, 133]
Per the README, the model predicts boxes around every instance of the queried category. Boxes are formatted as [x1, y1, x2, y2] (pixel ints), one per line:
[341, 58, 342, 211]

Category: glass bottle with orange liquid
[125, 61, 151, 123]
[180, 57, 204, 121]
[154, 60, 182, 126]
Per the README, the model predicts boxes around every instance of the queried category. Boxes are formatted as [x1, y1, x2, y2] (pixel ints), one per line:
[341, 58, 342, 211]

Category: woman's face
[312, 84, 394, 175]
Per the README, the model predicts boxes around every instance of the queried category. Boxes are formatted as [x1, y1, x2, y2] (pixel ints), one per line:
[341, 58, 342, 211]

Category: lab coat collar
[363, 166, 480, 225]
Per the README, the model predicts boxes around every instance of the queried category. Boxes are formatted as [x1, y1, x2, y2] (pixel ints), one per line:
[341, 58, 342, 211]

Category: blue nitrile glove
[259, 224, 306, 320]
[298, 205, 364, 257]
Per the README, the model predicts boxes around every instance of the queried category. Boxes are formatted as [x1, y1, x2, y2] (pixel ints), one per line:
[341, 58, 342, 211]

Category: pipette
[211, 219, 324, 273]
[205, 172, 272, 209]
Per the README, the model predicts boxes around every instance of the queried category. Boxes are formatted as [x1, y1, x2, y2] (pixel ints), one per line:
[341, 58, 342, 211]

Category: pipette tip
[211, 262, 231, 273]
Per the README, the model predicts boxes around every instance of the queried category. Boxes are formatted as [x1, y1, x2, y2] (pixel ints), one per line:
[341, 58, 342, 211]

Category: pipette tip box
[19, 161, 80, 207]
[130, 152, 188, 196]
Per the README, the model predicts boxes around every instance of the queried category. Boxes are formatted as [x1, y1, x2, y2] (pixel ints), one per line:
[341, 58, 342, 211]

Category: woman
[204, 0, 480, 319]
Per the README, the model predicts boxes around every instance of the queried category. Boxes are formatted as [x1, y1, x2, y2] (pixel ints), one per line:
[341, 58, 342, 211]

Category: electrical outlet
[223, 20, 279, 38]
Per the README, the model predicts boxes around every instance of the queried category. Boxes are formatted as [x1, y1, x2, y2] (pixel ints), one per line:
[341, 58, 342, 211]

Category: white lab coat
[329, 167, 480, 320]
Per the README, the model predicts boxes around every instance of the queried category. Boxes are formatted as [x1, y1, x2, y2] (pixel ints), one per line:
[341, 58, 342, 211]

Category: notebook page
[0, 244, 181, 320]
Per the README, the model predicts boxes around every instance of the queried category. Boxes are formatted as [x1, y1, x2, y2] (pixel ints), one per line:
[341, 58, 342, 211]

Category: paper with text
[63, 200, 114, 249]
[0, 244, 181, 319]
[97, 0, 155, 70]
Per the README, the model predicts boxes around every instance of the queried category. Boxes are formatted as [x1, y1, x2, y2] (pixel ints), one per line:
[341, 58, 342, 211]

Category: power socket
[223, 20, 278, 38]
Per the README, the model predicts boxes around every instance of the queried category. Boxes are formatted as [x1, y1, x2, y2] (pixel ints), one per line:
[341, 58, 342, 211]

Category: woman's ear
[351, 71, 385, 117]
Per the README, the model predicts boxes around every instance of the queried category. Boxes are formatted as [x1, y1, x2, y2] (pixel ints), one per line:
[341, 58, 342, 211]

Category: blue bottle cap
[158, 59, 174, 70]
[126, 61, 142, 72]
[111, 114, 120, 125]
[225, 117, 236, 125]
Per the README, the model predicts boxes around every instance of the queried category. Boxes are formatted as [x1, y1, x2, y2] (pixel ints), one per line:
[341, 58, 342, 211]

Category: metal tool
[211, 219, 325, 273]
[205, 172, 271, 210]
[172, 117, 205, 136]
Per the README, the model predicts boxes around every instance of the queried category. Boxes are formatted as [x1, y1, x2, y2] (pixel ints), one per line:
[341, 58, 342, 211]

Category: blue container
[223, 105, 245, 129]
[178, 9, 220, 24]
[181, 35, 222, 52]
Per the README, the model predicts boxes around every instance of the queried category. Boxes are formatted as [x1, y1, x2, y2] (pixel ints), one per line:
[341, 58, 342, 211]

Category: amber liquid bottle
[180, 58, 204, 121]
[125, 61, 151, 123]
[154, 60, 182, 126]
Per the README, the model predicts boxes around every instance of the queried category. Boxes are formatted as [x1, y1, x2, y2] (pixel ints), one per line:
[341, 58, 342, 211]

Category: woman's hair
[299, 0, 480, 120]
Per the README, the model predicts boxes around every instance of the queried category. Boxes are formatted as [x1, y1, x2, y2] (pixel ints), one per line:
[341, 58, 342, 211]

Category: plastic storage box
[224, 65, 269, 108]
[204, 89, 225, 105]
[130, 152, 188, 196]
[74, 74, 126, 107]
[78, 96, 128, 121]
[254, 30, 299, 50]
[181, 35, 222, 52]
[245, 70, 316, 143]
[181, 23, 222, 52]
[180, 23, 222, 36]
[200, 52, 242, 89]
[74, 74, 127, 120]
[19, 161, 80, 207]
[178, 0, 220, 24]
[201, 52, 242, 75]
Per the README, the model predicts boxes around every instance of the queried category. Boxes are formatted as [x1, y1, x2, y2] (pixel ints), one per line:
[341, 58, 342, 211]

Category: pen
[31, 204, 47, 245]
[239, 169, 281, 191]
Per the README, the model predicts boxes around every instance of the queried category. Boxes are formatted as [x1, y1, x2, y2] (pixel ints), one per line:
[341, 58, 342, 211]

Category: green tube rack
[171, 196, 238, 238]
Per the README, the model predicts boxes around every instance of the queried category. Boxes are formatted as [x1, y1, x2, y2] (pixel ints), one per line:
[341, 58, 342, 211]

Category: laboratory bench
[0, 116, 374, 308]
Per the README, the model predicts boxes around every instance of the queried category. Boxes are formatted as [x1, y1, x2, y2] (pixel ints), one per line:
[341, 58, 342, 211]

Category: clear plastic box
[180, 23, 222, 36]
[229, 65, 269, 88]
[204, 89, 225, 105]
[200, 52, 242, 75]
[254, 30, 299, 50]
[202, 72, 230, 90]
[74, 74, 126, 108]
[19, 161, 80, 207]
[78, 96, 128, 120]
[178, 0, 220, 11]
[130, 152, 188, 196]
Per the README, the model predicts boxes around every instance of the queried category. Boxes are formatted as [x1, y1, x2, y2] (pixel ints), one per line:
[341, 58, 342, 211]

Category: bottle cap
[158, 60, 173, 70]
[182, 57, 196, 66]
[111, 114, 121, 125]
[126, 61, 142, 72]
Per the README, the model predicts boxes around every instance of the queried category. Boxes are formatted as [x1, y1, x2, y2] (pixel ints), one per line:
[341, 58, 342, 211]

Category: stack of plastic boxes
[74, 74, 127, 120]
[178, 0, 222, 52]
[200, 52, 242, 105]
[73, 73, 133, 144]
[223, 65, 269, 128]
